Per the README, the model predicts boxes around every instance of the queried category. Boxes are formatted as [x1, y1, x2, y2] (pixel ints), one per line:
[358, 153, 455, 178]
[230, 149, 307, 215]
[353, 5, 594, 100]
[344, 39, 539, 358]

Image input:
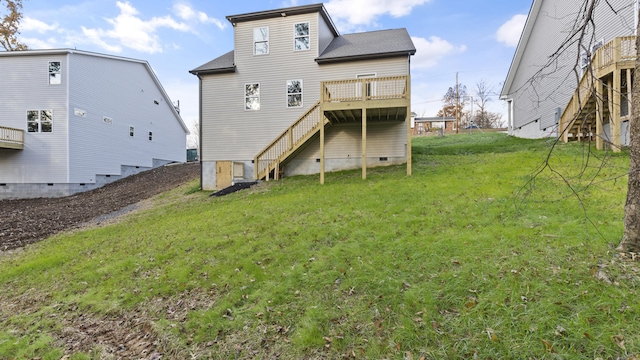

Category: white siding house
[500, 0, 636, 143]
[190, 3, 415, 190]
[0, 49, 188, 199]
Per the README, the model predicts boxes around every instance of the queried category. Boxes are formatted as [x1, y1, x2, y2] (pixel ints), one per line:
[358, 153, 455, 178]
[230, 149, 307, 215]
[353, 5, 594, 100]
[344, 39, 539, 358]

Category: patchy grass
[0, 133, 638, 359]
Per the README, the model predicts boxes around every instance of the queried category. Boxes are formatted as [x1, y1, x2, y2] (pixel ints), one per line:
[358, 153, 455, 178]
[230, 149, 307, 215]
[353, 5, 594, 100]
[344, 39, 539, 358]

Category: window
[103, 116, 113, 125]
[27, 110, 53, 133]
[129, 126, 135, 137]
[253, 27, 269, 55]
[74, 108, 86, 118]
[294, 22, 310, 51]
[49, 61, 61, 85]
[287, 80, 303, 108]
[356, 73, 377, 98]
[245, 83, 260, 110]
[148, 131, 153, 141]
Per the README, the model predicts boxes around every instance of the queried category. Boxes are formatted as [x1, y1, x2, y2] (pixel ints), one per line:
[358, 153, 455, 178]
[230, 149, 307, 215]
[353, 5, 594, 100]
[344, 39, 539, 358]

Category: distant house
[190, 3, 415, 190]
[0, 49, 188, 199]
[500, 0, 634, 150]
[413, 117, 456, 135]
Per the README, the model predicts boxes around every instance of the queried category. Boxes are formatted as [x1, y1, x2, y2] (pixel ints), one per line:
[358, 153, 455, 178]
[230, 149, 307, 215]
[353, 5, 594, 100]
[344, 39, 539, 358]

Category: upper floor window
[294, 22, 310, 51]
[129, 126, 135, 137]
[27, 110, 53, 133]
[245, 83, 260, 110]
[254, 27, 269, 55]
[287, 80, 303, 108]
[49, 61, 61, 85]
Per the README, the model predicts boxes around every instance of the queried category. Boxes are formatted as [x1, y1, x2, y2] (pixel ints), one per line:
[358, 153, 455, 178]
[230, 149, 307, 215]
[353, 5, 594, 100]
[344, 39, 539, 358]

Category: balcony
[254, 75, 411, 182]
[0, 126, 24, 150]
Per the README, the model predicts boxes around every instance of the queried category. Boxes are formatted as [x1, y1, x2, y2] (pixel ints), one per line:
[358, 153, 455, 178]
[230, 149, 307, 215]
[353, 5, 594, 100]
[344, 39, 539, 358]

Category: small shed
[413, 117, 456, 135]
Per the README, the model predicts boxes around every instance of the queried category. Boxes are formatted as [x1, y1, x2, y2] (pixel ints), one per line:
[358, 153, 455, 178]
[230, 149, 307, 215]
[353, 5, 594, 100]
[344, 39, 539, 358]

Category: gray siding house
[500, 0, 636, 148]
[190, 3, 415, 190]
[0, 49, 188, 199]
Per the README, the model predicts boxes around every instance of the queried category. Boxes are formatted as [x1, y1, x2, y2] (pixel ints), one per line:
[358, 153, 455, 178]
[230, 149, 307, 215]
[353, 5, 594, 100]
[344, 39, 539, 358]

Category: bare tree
[436, 84, 469, 128]
[518, 0, 639, 253]
[0, 0, 28, 51]
[473, 80, 502, 128]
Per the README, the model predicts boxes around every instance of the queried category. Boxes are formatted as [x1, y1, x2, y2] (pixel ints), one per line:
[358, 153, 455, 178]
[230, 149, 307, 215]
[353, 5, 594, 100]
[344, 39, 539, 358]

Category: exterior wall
[0, 53, 70, 184]
[503, 0, 635, 138]
[67, 53, 186, 183]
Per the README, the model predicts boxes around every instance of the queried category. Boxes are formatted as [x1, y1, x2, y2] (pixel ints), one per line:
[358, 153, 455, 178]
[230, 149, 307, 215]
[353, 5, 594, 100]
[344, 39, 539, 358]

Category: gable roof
[226, 3, 339, 37]
[0, 48, 189, 133]
[316, 28, 415, 64]
[500, 0, 542, 99]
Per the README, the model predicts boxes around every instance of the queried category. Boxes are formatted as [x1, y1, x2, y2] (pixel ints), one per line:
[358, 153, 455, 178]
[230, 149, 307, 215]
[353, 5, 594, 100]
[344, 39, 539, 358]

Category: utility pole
[455, 72, 459, 134]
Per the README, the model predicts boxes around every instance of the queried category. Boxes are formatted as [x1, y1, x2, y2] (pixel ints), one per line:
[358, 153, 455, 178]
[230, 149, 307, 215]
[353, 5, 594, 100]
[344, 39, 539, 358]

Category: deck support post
[406, 75, 412, 176]
[612, 69, 622, 152]
[362, 107, 367, 180]
[320, 115, 325, 185]
[596, 79, 604, 150]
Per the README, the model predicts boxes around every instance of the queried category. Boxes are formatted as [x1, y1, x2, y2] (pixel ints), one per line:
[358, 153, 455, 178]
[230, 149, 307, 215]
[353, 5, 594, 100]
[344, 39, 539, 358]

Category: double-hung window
[287, 80, 303, 108]
[245, 83, 260, 110]
[49, 61, 61, 85]
[254, 27, 269, 55]
[27, 110, 53, 133]
[294, 22, 310, 51]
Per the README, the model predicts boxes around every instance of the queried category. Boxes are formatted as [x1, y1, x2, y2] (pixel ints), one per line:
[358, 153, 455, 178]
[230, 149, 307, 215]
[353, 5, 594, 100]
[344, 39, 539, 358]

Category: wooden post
[596, 79, 604, 150]
[406, 75, 412, 176]
[612, 70, 621, 152]
[362, 107, 367, 180]
[320, 115, 325, 185]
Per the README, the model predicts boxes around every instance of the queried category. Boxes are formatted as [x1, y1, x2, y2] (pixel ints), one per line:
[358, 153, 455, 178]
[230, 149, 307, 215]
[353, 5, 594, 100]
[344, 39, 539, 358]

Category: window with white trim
[294, 22, 310, 51]
[245, 83, 260, 110]
[129, 126, 135, 137]
[287, 80, 303, 108]
[49, 61, 61, 85]
[254, 27, 269, 55]
[27, 110, 53, 133]
[148, 131, 153, 141]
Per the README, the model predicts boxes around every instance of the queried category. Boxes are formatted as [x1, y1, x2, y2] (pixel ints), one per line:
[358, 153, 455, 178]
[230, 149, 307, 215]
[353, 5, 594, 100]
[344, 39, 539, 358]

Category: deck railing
[321, 75, 409, 103]
[254, 101, 324, 179]
[592, 36, 636, 71]
[0, 125, 24, 149]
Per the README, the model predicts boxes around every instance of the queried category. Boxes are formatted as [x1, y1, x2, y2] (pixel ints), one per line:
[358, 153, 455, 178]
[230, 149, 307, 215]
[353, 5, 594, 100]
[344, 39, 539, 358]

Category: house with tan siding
[500, 0, 636, 150]
[0, 49, 188, 199]
[190, 3, 415, 190]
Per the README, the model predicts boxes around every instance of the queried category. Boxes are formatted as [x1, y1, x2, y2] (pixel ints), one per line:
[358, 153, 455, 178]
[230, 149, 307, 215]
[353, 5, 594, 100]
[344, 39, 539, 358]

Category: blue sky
[17, 0, 531, 144]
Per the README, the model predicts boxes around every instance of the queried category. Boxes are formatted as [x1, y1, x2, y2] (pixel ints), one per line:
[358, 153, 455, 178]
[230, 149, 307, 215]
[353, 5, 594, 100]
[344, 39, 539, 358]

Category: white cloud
[410, 36, 466, 69]
[173, 3, 226, 30]
[496, 14, 526, 47]
[21, 17, 58, 33]
[77, 1, 191, 54]
[325, 0, 430, 29]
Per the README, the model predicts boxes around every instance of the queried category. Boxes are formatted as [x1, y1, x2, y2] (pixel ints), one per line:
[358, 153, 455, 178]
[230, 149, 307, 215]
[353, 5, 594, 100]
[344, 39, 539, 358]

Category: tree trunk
[618, 33, 640, 253]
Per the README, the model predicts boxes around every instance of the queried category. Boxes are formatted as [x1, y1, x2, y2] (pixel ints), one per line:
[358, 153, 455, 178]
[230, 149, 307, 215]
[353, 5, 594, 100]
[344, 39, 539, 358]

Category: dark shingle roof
[189, 50, 235, 75]
[316, 28, 415, 64]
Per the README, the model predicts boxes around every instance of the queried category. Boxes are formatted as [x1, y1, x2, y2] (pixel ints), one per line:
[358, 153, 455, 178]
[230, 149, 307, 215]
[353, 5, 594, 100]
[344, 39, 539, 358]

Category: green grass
[0, 133, 637, 359]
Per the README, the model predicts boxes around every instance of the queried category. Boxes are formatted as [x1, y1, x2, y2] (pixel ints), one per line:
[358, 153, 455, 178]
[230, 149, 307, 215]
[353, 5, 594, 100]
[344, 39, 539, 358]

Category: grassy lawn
[1, 133, 638, 359]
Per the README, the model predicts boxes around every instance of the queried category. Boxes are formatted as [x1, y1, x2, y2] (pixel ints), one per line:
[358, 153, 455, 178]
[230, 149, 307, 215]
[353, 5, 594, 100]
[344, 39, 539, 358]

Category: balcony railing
[592, 36, 636, 73]
[321, 75, 409, 103]
[0, 125, 24, 150]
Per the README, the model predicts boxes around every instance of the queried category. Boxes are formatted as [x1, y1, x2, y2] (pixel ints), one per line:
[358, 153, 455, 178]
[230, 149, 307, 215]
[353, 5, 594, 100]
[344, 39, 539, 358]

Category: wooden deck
[559, 36, 635, 151]
[254, 75, 411, 182]
[0, 126, 24, 150]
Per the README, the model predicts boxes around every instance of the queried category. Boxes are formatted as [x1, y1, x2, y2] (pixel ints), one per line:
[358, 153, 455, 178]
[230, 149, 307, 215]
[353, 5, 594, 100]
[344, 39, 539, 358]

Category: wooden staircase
[254, 101, 330, 180]
[558, 36, 635, 150]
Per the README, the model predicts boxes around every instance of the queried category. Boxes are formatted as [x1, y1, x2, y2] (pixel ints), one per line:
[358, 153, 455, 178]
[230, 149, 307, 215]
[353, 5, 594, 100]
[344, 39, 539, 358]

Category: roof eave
[315, 51, 415, 64]
[226, 3, 339, 37]
[501, 0, 542, 98]
[189, 66, 236, 76]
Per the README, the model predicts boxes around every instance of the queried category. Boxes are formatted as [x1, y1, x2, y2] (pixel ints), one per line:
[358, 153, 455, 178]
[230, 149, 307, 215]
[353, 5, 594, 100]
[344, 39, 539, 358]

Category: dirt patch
[0, 162, 199, 251]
